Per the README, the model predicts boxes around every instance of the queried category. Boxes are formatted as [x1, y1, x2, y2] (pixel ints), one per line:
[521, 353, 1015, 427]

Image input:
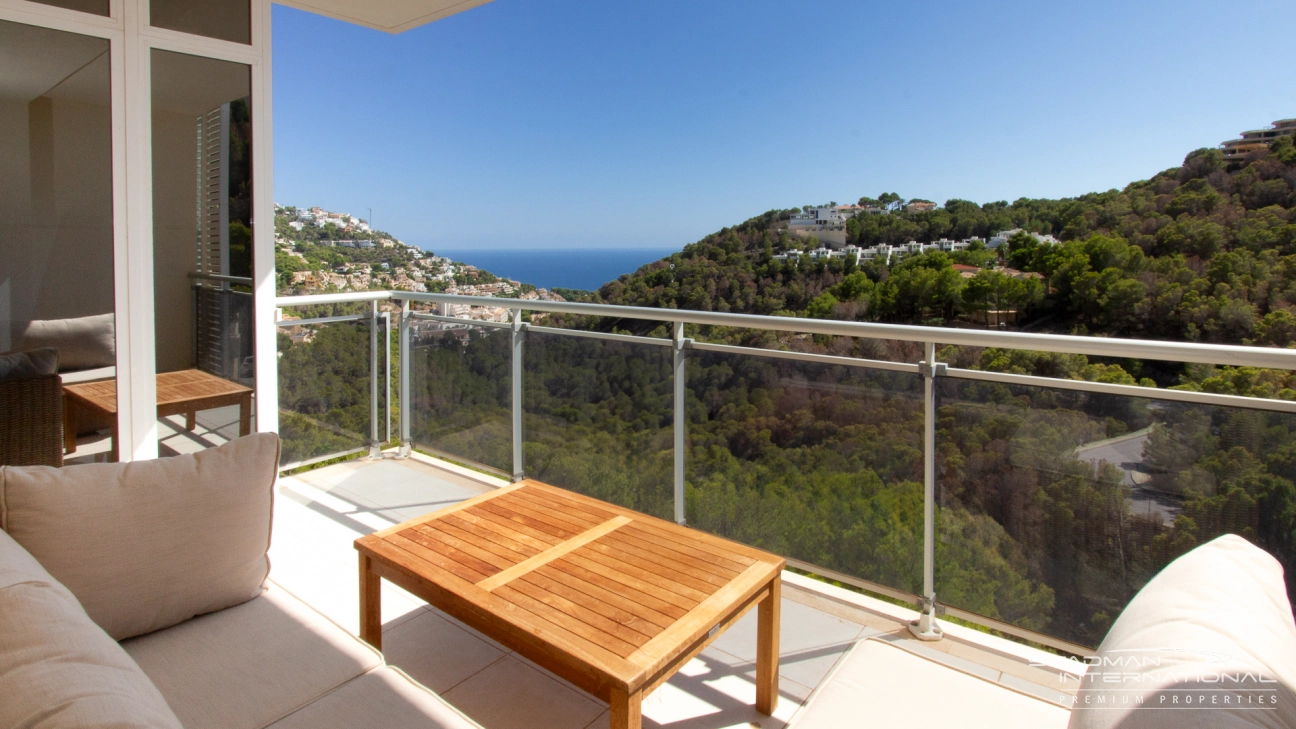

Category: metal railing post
[384, 312, 392, 445]
[511, 310, 525, 482]
[398, 299, 412, 458]
[673, 321, 687, 524]
[368, 299, 381, 459]
[911, 341, 944, 641]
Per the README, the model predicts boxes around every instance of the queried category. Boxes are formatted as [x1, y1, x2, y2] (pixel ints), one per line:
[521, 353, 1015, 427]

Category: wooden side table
[356, 480, 785, 729]
[64, 369, 253, 461]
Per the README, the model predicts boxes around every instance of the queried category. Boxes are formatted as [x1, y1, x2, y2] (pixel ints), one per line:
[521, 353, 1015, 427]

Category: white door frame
[0, 0, 276, 460]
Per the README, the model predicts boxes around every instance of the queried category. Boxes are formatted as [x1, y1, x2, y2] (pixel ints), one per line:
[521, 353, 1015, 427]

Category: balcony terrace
[5, 3, 1292, 727]
[23, 282, 1294, 727]
[270, 451, 1078, 729]
[5, 281, 1292, 728]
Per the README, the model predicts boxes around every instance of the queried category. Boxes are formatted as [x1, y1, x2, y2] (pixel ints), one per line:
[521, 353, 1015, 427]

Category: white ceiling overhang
[276, 0, 493, 34]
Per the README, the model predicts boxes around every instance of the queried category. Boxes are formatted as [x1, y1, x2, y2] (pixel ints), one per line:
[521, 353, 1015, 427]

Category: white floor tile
[441, 655, 606, 729]
[787, 639, 1069, 729]
[424, 605, 514, 653]
[707, 598, 866, 691]
[382, 609, 508, 693]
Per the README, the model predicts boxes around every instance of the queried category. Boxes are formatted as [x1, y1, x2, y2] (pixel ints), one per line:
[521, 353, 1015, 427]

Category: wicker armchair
[0, 374, 64, 467]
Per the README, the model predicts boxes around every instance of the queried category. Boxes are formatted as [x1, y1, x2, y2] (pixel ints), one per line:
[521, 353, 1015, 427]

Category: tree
[963, 270, 1013, 326]
[878, 192, 903, 211]
[1007, 231, 1039, 270]
[1254, 310, 1296, 347]
[805, 292, 838, 319]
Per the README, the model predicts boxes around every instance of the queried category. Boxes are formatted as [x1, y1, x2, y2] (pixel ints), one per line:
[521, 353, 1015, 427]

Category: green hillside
[592, 137, 1296, 386]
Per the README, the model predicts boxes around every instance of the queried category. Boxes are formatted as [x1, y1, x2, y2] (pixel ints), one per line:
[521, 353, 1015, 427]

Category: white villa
[787, 205, 866, 246]
[988, 228, 1061, 249]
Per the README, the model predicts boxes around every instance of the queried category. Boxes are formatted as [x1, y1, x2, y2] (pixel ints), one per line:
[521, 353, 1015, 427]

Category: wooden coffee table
[63, 368, 253, 461]
[355, 480, 785, 729]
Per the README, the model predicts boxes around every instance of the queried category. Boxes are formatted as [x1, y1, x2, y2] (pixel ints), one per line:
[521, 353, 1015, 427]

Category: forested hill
[594, 137, 1296, 355]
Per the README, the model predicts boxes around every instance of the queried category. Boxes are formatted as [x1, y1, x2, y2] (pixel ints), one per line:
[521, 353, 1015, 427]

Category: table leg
[109, 421, 119, 463]
[239, 394, 252, 437]
[64, 399, 78, 455]
[185, 411, 196, 431]
[359, 554, 382, 650]
[756, 576, 781, 715]
[610, 686, 642, 729]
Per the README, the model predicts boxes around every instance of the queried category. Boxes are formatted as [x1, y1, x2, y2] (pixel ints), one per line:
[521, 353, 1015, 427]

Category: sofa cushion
[1069, 534, 1296, 729]
[0, 432, 279, 640]
[0, 347, 59, 381]
[268, 667, 483, 729]
[0, 521, 52, 591]
[0, 530, 182, 729]
[20, 314, 116, 371]
[123, 582, 382, 729]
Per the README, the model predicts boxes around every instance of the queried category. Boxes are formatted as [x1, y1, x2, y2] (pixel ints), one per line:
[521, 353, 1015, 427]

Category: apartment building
[787, 206, 860, 246]
[988, 228, 1060, 249]
[1220, 118, 1296, 163]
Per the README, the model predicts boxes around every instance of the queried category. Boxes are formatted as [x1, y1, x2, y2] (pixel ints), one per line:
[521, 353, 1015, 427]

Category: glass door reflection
[151, 49, 255, 456]
[0, 19, 117, 465]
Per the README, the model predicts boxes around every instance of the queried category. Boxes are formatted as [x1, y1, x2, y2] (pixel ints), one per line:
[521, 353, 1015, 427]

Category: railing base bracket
[909, 594, 944, 641]
[908, 612, 944, 641]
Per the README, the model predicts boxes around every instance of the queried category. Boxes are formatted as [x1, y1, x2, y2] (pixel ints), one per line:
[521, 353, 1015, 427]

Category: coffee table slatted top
[63, 369, 252, 414]
[355, 480, 784, 696]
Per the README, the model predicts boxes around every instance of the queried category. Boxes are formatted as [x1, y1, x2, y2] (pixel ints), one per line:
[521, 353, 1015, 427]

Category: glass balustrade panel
[934, 377, 1295, 648]
[408, 319, 512, 474]
[276, 319, 373, 467]
[523, 332, 673, 520]
[687, 350, 926, 596]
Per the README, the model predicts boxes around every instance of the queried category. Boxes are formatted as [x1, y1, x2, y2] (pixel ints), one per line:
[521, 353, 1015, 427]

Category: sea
[429, 247, 676, 292]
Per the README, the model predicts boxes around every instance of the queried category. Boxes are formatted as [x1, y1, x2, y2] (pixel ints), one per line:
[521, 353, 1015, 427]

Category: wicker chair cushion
[0, 348, 59, 381]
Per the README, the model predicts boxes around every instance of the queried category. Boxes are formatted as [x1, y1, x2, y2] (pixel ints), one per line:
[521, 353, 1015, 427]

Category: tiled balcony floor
[270, 453, 1082, 729]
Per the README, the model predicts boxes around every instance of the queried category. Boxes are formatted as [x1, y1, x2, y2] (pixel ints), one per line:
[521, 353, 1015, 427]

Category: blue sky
[272, 0, 1296, 251]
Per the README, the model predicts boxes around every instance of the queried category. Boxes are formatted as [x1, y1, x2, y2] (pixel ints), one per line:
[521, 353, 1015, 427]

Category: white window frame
[0, 0, 276, 461]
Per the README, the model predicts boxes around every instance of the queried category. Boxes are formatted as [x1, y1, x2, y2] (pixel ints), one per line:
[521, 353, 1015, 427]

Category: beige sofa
[0, 433, 482, 729]
[1070, 534, 1296, 729]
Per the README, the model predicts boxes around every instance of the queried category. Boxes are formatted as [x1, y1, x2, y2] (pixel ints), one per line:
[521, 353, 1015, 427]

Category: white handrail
[276, 289, 1296, 370]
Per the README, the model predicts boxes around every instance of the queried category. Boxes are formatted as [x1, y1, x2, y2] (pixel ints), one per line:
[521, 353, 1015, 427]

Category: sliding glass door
[2, 0, 271, 463]
[0, 18, 118, 464]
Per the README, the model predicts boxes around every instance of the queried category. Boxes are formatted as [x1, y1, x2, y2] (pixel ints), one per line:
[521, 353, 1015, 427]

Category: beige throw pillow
[0, 433, 280, 640]
[1069, 534, 1296, 729]
[21, 313, 115, 370]
[0, 529, 183, 729]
